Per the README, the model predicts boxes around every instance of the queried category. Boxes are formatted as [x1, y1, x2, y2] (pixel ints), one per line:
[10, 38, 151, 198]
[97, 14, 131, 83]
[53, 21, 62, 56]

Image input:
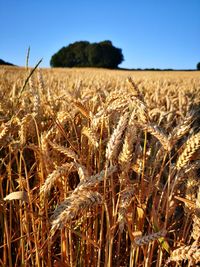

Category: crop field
[0, 66, 200, 266]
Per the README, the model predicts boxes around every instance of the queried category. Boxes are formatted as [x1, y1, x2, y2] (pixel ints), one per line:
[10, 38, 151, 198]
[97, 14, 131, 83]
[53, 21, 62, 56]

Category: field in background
[0, 66, 200, 266]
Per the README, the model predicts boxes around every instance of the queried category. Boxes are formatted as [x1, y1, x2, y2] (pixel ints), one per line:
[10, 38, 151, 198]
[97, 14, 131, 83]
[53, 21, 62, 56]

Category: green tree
[71, 41, 90, 67]
[99, 41, 123, 68]
[0, 59, 14, 66]
[50, 41, 124, 68]
[197, 62, 200, 70]
[87, 43, 103, 67]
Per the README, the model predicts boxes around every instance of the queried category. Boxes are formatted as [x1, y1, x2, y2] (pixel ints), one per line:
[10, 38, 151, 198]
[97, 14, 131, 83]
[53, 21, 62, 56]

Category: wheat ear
[176, 131, 200, 170]
[118, 185, 134, 232]
[40, 162, 75, 196]
[82, 126, 99, 148]
[184, 170, 199, 214]
[127, 76, 144, 101]
[74, 165, 117, 193]
[19, 113, 36, 145]
[106, 112, 128, 161]
[166, 241, 200, 265]
[134, 229, 167, 246]
[0, 124, 9, 145]
[143, 123, 171, 151]
[50, 191, 102, 235]
[48, 140, 79, 161]
[191, 185, 200, 241]
[169, 111, 194, 145]
[118, 125, 137, 169]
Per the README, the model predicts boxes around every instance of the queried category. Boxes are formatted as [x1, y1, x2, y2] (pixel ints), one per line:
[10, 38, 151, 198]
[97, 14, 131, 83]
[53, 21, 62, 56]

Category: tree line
[0, 59, 14, 66]
[1, 42, 200, 70]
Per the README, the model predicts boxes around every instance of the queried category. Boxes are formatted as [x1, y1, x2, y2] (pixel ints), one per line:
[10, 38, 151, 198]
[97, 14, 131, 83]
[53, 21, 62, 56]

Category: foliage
[50, 40, 124, 68]
[0, 58, 14, 66]
[197, 62, 200, 70]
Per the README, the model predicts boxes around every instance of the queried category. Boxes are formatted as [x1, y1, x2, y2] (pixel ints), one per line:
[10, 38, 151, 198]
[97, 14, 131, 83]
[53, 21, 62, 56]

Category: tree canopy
[0, 59, 14, 66]
[50, 41, 124, 69]
[197, 62, 200, 70]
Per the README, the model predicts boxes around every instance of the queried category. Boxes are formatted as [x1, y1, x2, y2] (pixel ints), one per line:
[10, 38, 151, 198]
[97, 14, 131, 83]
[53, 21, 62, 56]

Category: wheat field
[0, 66, 200, 266]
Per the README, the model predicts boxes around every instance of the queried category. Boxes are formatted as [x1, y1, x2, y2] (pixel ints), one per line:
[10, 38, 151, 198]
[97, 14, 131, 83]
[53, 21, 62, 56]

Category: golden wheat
[1, 66, 200, 266]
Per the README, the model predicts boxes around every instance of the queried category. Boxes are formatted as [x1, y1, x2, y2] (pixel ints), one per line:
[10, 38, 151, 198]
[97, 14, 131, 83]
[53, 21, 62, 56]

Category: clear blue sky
[1, 0, 200, 69]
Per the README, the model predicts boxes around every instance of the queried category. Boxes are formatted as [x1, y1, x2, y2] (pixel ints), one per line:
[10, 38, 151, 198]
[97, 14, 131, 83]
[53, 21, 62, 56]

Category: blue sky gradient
[1, 0, 200, 69]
